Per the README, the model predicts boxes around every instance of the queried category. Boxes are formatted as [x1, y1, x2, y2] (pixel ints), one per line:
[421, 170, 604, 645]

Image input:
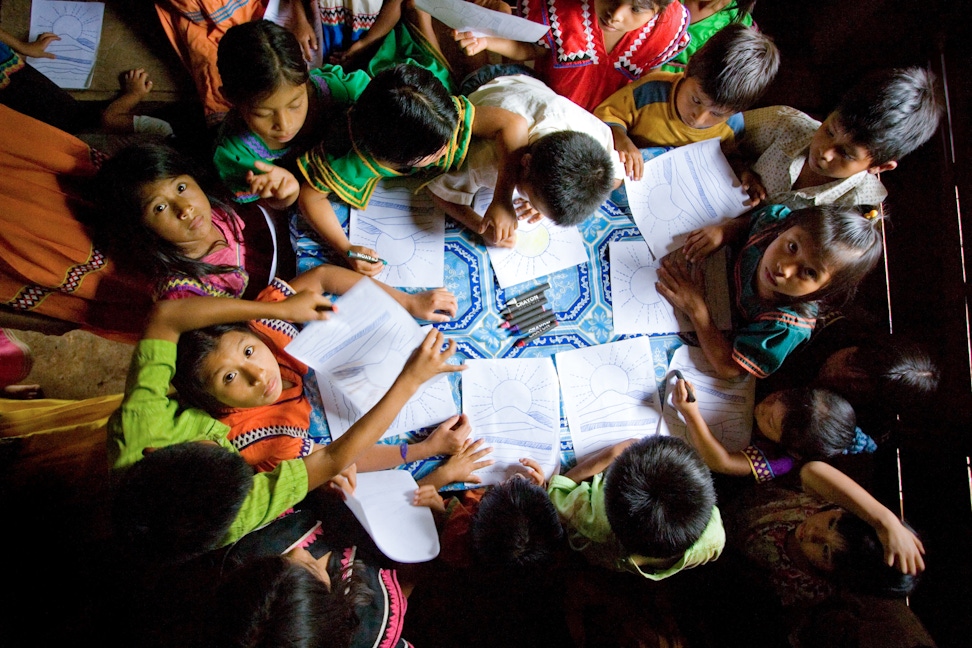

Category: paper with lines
[28, 1, 104, 89]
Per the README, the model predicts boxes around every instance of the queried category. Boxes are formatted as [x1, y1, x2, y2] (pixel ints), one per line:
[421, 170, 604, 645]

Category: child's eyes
[177, 182, 187, 193]
[244, 345, 254, 357]
[691, 95, 702, 105]
[803, 268, 818, 280]
[787, 242, 798, 253]
[153, 203, 166, 213]
[224, 371, 237, 384]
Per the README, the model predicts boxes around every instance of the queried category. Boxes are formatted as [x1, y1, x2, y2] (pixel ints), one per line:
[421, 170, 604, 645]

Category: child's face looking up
[241, 81, 309, 150]
[198, 330, 284, 409]
[807, 114, 878, 179]
[594, 0, 656, 34]
[675, 77, 733, 130]
[795, 509, 847, 572]
[139, 175, 215, 255]
[757, 226, 832, 300]
[753, 391, 786, 442]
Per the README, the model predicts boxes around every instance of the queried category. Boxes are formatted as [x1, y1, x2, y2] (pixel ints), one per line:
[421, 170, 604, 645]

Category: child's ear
[867, 160, 897, 174]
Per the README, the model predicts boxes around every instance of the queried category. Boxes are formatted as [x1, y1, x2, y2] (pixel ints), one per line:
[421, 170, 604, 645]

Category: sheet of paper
[286, 279, 457, 439]
[414, 0, 549, 41]
[657, 344, 755, 453]
[626, 138, 750, 257]
[344, 470, 440, 563]
[264, 0, 324, 68]
[350, 182, 446, 288]
[609, 241, 731, 335]
[476, 190, 589, 289]
[556, 338, 662, 461]
[28, 1, 104, 89]
[462, 358, 561, 485]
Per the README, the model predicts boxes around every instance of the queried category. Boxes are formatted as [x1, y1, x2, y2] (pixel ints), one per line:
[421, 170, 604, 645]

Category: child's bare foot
[406, 288, 458, 322]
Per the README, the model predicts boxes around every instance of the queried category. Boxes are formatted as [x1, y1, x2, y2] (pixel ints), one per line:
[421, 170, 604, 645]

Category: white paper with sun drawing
[626, 138, 750, 258]
[461, 358, 561, 485]
[475, 189, 589, 289]
[350, 182, 446, 288]
[28, 1, 104, 89]
[609, 240, 731, 335]
[556, 338, 662, 461]
[285, 280, 458, 439]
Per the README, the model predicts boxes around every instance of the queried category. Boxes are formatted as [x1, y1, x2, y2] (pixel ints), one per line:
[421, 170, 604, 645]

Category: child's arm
[417, 437, 494, 490]
[656, 251, 743, 379]
[800, 461, 926, 575]
[564, 438, 638, 483]
[429, 192, 517, 248]
[607, 124, 644, 182]
[288, 264, 458, 322]
[672, 378, 752, 475]
[470, 105, 529, 245]
[453, 29, 548, 61]
[300, 329, 465, 490]
[247, 161, 301, 210]
[287, 0, 318, 62]
[353, 413, 475, 472]
[0, 27, 59, 59]
[298, 183, 383, 276]
[330, 0, 402, 66]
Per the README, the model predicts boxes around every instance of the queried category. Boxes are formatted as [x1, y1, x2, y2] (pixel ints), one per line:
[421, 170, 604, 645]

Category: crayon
[502, 294, 548, 318]
[506, 301, 547, 325]
[502, 282, 550, 310]
[673, 370, 696, 402]
[514, 319, 558, 347]
[500, 306, 547, 329]
[347, 250, 387, 265]
[510, 312, 557, 335]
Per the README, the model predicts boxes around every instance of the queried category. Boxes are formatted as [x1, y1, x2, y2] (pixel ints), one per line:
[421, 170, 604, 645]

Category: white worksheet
[626, 138, 750, 257]
[609, 241, 732, 335]
[477, 189, 589, 289]
[556, 338, 662, 461]
[658, 344, 755, 453]
[415, 0, 549, 41]
[28, 1, 104, 89]
[286, 280, 458, 439]
[350, 183, 445, 288]
[462, 358, 561, 485]
[344, 471, 440, 563]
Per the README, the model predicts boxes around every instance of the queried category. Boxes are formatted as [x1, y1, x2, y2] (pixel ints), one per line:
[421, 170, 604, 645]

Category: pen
[502, 294, 548, 318]
[502, 282, 550, 310]
[347, 250, 387, 265]
[509, 312, 557, 336]
[514, 319, 558, 347]
[673, 370, 696, 402]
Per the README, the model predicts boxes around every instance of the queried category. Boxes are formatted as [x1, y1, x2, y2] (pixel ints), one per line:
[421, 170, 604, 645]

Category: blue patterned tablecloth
[290, 185, 684, 481]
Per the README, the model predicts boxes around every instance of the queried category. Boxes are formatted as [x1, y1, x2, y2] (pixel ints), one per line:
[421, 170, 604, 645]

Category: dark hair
[686, 22, 779, 113]
[849, 337, 940, 409]
[218, 20, 309, 107]
[604, 436, 716, 558]
[112, 442, 253, 564]
[524, 131, 613, 227]
[217, 556, 359, 648]
[833, 67, 943, 165]
[349, 64, 457, 167]
[832, 512, 920, 598]
[629, 0, 674, 12]
[775, 388, 857, 459]
[732, 0, 757, 18]
[173, 322, 255, 416]
[471, 478, 565, 569]
[89, 143, 240, 284]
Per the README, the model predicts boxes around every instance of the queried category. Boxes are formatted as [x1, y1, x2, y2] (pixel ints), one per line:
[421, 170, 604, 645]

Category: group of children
[0, 0, 948, 645]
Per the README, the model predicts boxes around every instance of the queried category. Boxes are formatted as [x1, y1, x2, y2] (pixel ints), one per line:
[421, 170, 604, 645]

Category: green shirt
[659, 2, 755, 73]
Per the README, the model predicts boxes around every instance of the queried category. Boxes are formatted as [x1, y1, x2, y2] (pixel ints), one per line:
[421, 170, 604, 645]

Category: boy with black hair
[736, 66, 943, 209]
[427, 74, 623, 247]
[595, 22, 779, 180]
[548, 436, 724, 579]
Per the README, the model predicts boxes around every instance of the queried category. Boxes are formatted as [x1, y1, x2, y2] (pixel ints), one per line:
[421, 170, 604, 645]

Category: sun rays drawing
[29, 1, 104, 89]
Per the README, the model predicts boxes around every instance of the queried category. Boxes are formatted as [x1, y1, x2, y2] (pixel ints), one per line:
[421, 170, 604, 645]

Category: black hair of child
[833, 67, 943, 166]
[217, 20, 309, 107]
[471, 477, 566, 570]
[851, 336, 940, 410]
[778, 387, 857, 459]
[349, 64, 458, 168]
[631, 0, 676, 12]
[112, 442, 253, 564]
[604, 436, 716, 559]
[174, 322, 255, 416]
[832, 511, 921, 598]
[526, 131, 614, 227]
[686, 22, 780, 113]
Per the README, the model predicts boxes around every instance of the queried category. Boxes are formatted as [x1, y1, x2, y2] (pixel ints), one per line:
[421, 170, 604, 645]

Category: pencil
[347, 250, 387, 265]
[673, 370, 696, 402]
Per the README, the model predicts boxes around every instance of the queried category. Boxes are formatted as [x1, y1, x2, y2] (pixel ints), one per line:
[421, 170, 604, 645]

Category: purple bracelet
[400, 443, 409, 462]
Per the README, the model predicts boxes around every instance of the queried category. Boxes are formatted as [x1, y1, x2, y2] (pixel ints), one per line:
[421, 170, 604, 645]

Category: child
[548, 435, 725, 580]
[734, 67, 943, 209]
[427, 74, 623, 246]
[297, 64, 529, 274]
[595, 22, 778, 180]
[658, 204, 885, 379]
[107, 291, 463, 547]
[455, 0, 691, 112]
[673, 382, 856, 482]
[659, 1, 757, 74]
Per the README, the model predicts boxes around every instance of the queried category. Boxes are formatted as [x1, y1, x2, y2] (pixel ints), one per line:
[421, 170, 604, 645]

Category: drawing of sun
[41, 3, 101, 49]
[610, 242, 678, 332]
[464, 360, 559, 428]
[515, 221, 551, 258]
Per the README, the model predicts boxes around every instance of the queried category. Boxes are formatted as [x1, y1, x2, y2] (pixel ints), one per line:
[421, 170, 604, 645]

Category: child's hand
[326, 463, 357, 500]
[400, 328, 465, 387]
[329, 41, 366, 66]
[738, 169, 767, 208]
[278, 290, 335, 321]
[682, 225, 725, 264]
[406, 287, 458, 322]
[248, 161, 300, 206]
[454, 29, 489, 56]
[515, 457, 546, 486]
[291, 11, 318, 62]
[412, 484, 447, 513]
[878, 517, 926, 575]
[656, 251, 707, 319]
[423, 413, 473, 457]
[346, 244, 384, 277]
[611, 128, 644, 181]
[435, 437, 494, 486]
[671, 378, 700, 417]
[514, 197, 544, 224]
[20, 32, 59, 59]
[481, 198, 518, 246]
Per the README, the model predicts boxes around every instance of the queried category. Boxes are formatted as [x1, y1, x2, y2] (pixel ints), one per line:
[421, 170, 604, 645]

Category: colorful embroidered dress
[156, 207, 250, 299]
[519, 0, 690, 111]
[0, 42, 25, 89]
[312, 0, 383, 59]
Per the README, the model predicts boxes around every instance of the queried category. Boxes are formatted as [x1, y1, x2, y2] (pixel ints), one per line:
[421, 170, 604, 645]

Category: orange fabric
[0, 106, 152, 339]
[154, 0, 269, 123]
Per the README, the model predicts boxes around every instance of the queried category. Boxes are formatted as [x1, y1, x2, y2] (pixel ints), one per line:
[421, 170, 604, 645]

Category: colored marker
[502, 294, 548, 318]
[502, 282, 549, 310]
[509, 312, 557, 335]
[500, 306, 547, 330]
[514, 319, 558, 347]
[347, 250, 387, 265]
[673, 370, 696, 402]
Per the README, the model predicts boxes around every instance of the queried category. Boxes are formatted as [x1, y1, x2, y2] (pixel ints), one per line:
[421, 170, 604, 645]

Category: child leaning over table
[548, 435, 725, 580]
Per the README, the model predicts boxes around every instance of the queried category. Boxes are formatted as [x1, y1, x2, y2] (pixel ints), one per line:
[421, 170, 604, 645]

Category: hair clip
[864, 209, 879, 220]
